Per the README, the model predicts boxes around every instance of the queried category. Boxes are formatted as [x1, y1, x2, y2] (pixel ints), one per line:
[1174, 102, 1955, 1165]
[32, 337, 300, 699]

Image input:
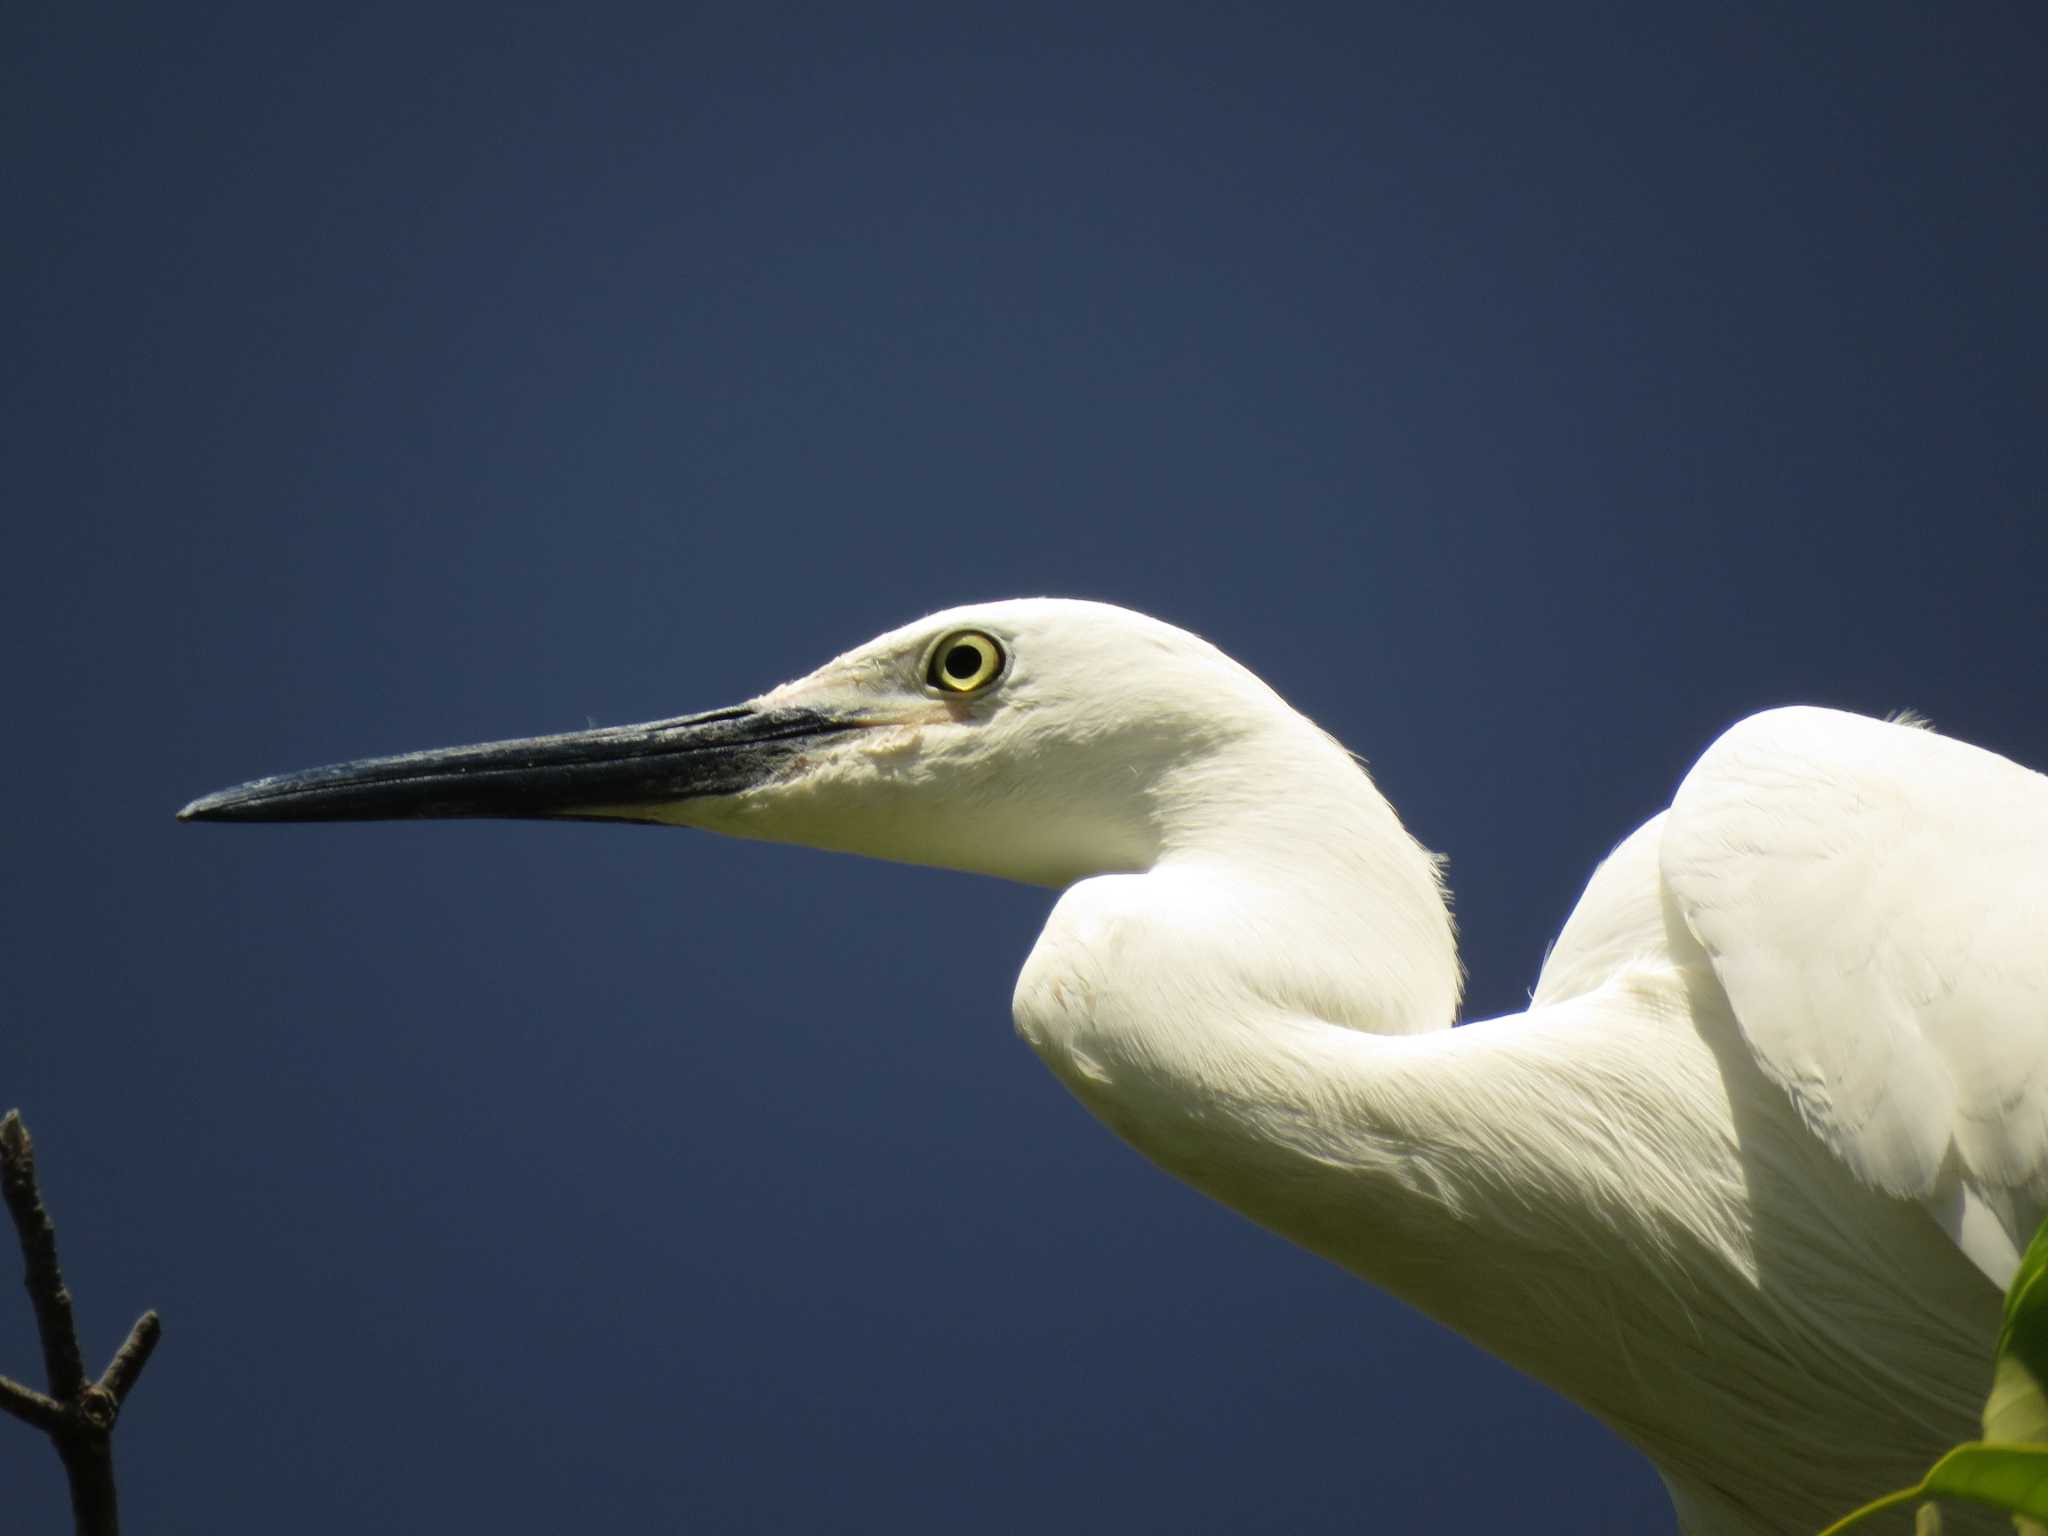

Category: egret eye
[927, 631, 1006, 694]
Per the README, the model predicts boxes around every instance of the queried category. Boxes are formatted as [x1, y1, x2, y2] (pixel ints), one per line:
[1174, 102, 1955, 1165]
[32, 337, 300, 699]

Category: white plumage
[182, 599, 2046, 1535]
[1665, 707, 2046, 1286]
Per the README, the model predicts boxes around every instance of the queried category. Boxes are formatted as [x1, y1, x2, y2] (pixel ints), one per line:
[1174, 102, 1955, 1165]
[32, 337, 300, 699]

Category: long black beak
[177, 705, 857, 824]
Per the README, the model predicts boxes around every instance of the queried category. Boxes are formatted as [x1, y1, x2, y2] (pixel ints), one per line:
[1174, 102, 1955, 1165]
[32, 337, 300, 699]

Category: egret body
[181, 600, 2045, 1534]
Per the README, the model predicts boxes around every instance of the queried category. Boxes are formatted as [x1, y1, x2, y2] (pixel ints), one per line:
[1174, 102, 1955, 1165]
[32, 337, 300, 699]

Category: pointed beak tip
[177, 787, 251, 823]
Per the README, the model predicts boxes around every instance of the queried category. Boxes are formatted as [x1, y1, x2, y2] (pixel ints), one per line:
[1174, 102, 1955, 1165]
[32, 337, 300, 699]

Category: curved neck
[1142, 720, 1462, 1037]
[1017, 857, 1996, 1531]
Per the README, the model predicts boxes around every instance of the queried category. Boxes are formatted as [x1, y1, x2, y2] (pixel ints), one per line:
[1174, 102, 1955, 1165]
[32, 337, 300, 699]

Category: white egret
[181, 599, 2045, 1534]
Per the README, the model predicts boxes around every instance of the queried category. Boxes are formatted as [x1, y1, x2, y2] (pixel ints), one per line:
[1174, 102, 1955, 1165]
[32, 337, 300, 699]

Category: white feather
[1664, 706, 2048, 1285]
[723, 605, 2035, 1533]
[197, 600, 2044, 1535]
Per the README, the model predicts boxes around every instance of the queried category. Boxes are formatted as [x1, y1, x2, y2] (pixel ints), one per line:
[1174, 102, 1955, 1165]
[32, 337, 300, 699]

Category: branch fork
[1, 1110, 161, 1536]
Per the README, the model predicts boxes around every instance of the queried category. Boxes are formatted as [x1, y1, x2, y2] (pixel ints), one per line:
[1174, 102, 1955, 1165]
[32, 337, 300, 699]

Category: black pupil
[944, 644, 983, 681]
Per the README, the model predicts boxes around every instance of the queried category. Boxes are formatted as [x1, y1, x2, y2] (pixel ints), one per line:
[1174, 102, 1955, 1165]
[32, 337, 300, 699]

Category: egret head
[179, 599, 1309, 888]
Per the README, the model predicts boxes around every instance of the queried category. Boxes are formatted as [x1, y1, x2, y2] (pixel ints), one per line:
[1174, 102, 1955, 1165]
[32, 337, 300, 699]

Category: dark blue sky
[7, 4, 2044, 1530]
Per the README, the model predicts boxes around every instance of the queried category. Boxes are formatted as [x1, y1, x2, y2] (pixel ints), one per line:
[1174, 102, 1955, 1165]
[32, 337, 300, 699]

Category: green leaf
[1817, 1446, 2048, 1535]
[1822, 1220, 2048, 1534]
[1920, 1443, 2048, 1524]
[1991, 1218, 2048, 1443]
[1986, 1356, 2048, 1447]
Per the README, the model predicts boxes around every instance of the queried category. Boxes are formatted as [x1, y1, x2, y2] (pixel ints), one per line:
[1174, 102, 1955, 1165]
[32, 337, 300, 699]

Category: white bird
[181, 599, 2045, 1535]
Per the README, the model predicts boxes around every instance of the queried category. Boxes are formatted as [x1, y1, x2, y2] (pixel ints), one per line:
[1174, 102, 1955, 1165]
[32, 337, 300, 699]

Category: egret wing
[1662, 707, 2048, 1284]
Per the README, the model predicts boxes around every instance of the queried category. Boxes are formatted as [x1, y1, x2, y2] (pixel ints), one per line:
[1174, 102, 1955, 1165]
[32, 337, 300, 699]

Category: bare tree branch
[1, 1110, 162, 1536]
[1, 1110, 88, 1401]
[94, 1313, 162, 1410]
[0, 1372, 64, 1431]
